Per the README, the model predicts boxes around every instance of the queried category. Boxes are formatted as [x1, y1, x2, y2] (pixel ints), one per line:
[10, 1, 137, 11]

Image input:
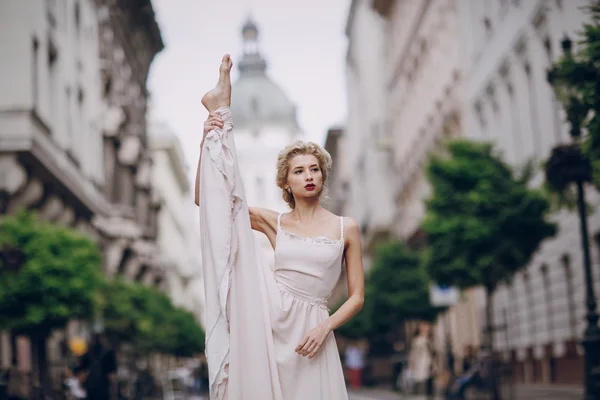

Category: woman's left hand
[295, 323, 332, 359]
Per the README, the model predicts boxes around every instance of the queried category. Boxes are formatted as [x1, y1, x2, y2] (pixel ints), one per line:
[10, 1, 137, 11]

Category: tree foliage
[548, 3, 600, 188]
[169, 307, 206, 357]
[101, 278, 204, 356]
[422, 139, 557, 291]
[335, 241, 439, 340]
[0, 211, 103, 335]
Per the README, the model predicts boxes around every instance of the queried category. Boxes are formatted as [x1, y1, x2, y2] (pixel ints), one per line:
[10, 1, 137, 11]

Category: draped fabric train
[199, 107, 348, 400]
[199, 107, 281, 400]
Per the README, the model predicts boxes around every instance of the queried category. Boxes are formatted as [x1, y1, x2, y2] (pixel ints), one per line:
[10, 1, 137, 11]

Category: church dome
[230, 17, 299, 130]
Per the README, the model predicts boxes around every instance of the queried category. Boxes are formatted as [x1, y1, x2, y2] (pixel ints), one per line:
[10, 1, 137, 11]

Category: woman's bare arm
[325, 218, 365, 330]
[249, 207, 278, 248]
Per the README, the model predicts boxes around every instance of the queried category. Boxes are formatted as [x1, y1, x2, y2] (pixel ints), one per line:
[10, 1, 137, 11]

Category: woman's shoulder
[338, 215, 359, 234]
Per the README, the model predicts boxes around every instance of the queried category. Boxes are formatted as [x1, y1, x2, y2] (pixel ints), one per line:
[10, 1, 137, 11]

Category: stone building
[230, 17, 303, 267]
[323, 126, 346, 217]
[458, 0, 596, 386]
[92, 0, 166, 287]
[149, 122, 205, 323]
[344, 0, 598, 388]
[0, 0, 164, 384]
[344, 0, 396, 263]
[372, 0, 462, 242]
[343, 0, 470, 381]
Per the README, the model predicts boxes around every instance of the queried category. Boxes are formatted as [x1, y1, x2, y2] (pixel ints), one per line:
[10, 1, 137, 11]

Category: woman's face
[286, 154, 323, 199]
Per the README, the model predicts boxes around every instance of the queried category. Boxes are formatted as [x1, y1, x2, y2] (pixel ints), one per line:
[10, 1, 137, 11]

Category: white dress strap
[277, 213, 283, 232]
[340, 216, 344, 242]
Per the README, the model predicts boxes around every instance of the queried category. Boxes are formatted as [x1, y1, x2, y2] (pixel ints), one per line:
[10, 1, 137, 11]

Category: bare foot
[201, 54, 233, 113]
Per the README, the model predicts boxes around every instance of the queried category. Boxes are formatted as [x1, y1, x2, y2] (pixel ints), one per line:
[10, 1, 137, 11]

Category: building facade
[373, 0, 462, 242]
[149, 122, 205, 323]
[344, 0, 397, 262]
[458, 0, 597, 385]
[0, 0, 165, 384]
[370, 0, 473, 374]
[230, 17, 303, 267]
[345, 0, 599, 387]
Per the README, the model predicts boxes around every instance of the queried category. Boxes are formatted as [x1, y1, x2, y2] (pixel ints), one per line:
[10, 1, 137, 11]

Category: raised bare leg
[201, 54, 233, 113]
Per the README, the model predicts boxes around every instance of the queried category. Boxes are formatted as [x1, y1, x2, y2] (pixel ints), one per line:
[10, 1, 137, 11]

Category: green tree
[367, 242, 439, 331]
[422, 140, 557, 348]
[335, 242, 440, 344]
[169, 307, 205, 357]
[0, 211, 103, 385]
[547, 3, 600, 189]
[101, 278, 204, 357]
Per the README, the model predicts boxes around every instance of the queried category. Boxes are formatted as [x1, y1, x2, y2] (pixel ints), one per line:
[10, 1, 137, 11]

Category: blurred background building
[459, 0, 596, 386]
[343, 0, 396, 266]
[230, 17, 303, 267]
[0, 0, 205, 384]
[149, 122, 204, 321]
[335, 0, 598, 390]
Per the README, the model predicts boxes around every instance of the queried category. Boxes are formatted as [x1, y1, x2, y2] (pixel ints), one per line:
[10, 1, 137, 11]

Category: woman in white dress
[194, 55, 365, 400]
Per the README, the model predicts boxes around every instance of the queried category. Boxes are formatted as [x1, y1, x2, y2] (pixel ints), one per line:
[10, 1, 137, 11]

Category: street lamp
[547, 35, 600, 400]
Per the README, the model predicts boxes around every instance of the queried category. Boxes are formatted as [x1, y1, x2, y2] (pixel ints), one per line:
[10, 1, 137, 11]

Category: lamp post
[547, 35, 600, 399]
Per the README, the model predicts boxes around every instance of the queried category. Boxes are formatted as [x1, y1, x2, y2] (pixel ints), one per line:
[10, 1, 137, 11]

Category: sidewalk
[348, 383, 583, 400]
[513, 383, 583, 400]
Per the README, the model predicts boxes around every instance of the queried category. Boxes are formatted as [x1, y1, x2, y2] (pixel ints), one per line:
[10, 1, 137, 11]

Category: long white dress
[199, 107, 348, 400]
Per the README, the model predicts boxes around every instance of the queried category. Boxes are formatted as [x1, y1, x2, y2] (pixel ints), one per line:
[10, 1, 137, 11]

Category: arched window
[74, 1, 81, 31]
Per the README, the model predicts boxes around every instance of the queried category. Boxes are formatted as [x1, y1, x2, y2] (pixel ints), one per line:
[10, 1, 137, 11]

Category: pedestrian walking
[408, 322, 436, 399]
[345, 343, 365, 390]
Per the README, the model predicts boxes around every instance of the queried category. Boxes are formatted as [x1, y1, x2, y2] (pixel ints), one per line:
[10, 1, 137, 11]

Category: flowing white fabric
[199, 107, 348, 400]
[199, 107, 281, 400]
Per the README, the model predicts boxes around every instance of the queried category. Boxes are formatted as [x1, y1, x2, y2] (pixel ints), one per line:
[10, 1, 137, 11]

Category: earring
[286, 188, 291, 193]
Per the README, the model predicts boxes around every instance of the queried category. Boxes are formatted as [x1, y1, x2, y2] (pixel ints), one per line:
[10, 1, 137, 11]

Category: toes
[220, 54, 233, 73]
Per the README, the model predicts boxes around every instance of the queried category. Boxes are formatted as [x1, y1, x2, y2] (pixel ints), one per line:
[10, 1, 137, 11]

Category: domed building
[231, 17, 303, 266]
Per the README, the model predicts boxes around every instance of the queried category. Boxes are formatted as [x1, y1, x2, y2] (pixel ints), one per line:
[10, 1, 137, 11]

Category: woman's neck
[290, 198, 323, 222]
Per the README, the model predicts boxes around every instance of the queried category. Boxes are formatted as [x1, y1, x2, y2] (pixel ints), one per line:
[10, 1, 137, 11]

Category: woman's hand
[203, 113, 224, 137]
[295, 322, 332, 359]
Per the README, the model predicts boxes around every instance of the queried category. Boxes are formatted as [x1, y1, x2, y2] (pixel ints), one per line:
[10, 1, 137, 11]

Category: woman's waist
[274, 274, 333, 309]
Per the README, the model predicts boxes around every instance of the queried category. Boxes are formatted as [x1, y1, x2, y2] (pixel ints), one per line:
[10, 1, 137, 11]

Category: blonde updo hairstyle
[276, 140, 333, 209]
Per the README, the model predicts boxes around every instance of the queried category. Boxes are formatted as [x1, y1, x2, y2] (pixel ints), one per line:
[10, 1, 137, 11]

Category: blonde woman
[195, 55, 365, 400]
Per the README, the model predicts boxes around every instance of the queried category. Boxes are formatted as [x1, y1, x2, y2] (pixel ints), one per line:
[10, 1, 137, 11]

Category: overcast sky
[148, 0, 350, 178]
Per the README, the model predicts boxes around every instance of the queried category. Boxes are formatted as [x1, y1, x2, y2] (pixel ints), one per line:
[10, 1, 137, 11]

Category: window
[251, 98, 259, 116]
[32, 37, 39, 109]
[48, 37, 58, 133]
[540, 264, 554, 339]
[65, 87, 72, 144]
[483, 17, 492, 35]
[74, 1, 81, 32]
[524, 61, 542, 153]
[46, 0, 57, 27]
[561, 254, 577, 339]
[102, 72, 112, 98]
[523, 272, 536, 339]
